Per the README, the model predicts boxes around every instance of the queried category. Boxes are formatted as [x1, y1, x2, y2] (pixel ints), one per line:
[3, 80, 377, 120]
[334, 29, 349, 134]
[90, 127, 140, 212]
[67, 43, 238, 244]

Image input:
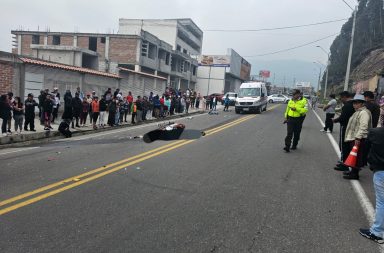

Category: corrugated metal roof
[119, 67, 167, 80]
[19, 57, 121, 79]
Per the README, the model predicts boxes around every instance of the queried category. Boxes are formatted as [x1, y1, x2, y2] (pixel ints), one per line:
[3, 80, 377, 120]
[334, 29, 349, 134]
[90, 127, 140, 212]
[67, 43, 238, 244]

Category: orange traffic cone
[343, 145, 359, 168]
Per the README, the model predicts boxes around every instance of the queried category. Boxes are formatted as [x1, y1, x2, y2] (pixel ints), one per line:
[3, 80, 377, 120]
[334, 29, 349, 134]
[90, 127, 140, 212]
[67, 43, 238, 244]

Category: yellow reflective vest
[284, 98, 308, 118]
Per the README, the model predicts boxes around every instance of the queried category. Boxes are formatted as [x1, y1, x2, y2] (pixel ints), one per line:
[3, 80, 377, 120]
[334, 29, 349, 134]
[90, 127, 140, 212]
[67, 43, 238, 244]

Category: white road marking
[0, 147, 40, 156]
[313, 109, 384, 251]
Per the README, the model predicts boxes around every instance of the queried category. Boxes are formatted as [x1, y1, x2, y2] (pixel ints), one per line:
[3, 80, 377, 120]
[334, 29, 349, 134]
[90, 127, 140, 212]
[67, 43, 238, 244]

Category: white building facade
[196, 49, 251, 96]
[119, 19, 203, 90]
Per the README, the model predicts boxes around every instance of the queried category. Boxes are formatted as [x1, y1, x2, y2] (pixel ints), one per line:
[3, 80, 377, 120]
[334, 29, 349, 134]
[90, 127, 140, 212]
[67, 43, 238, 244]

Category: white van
[235, 82, 268, 114]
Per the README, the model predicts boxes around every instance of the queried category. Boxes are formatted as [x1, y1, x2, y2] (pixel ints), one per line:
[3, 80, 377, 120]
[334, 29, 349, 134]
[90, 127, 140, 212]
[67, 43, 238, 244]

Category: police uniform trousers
[285, 116, 302, 148]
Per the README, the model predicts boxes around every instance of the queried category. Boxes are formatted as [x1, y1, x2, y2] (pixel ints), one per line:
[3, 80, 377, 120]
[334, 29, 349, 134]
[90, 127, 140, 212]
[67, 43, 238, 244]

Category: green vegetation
[326, 0, 384, 87]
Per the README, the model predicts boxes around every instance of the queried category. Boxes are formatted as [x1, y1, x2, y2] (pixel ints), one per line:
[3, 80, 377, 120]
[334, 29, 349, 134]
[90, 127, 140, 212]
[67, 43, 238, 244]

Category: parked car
[267, 94, 290, 103]
[222, 92, 237, 105]
[204, 93, 224, 103]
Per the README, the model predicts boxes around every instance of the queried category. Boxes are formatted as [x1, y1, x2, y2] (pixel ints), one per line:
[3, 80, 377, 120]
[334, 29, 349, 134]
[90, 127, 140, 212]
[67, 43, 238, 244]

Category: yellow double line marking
[0, 107, 278, 216]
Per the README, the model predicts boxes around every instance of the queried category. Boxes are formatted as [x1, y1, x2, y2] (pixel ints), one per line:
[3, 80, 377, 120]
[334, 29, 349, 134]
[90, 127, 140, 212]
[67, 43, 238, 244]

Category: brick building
[11, 19, 200, 91]
[0, 51, 167, 102]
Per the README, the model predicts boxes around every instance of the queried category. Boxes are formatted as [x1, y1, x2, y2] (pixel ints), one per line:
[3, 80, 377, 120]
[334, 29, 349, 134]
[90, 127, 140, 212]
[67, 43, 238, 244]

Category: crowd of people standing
[0, 86, 208, 136]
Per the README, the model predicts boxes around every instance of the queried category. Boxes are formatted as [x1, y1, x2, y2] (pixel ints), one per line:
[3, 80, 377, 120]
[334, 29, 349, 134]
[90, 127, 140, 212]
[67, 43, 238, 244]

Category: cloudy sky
[0, 0, 354, 86]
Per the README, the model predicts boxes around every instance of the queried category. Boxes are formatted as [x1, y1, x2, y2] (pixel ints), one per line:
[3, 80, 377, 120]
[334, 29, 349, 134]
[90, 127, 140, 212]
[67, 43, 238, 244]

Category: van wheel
[268, 99, 273, 103]
[235, 109, 240, 114]
[256, 106, 262, 114]
[263, 104, 267, 111]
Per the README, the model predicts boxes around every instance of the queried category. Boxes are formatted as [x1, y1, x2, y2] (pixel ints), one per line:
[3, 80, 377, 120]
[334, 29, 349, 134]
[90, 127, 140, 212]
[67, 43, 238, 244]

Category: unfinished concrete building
[11, 18, 202, 92]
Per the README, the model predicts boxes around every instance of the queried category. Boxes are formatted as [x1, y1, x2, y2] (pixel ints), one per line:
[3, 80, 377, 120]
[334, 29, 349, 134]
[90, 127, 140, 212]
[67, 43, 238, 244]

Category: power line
[342, 0, 354, 11]
[244, 33, 338, 57]
[204, 18, 347, 32]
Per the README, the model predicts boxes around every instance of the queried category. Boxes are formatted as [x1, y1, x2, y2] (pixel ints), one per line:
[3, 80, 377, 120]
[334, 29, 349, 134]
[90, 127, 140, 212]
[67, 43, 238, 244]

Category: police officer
[283, 89, 308, 152]
[297, 92, 308, 136]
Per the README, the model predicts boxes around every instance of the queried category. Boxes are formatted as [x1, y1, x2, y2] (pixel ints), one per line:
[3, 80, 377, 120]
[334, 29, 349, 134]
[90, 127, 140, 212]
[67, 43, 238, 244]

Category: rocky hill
[326, 0, 384, 89]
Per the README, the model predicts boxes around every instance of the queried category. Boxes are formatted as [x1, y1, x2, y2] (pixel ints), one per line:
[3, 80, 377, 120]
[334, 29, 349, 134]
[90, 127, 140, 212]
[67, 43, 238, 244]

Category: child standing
[131, 102, 137, 124]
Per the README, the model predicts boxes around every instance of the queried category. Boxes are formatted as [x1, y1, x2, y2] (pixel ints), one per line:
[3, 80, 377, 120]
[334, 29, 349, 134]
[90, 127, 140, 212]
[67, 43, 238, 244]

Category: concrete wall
[33, 49, 82, 66]
[119, 71, 166, 98]
[119, 19, 178, 50]
[224, 74, 242, 93]
[24, 64, 119, 102]
[196, 66, 226, 95]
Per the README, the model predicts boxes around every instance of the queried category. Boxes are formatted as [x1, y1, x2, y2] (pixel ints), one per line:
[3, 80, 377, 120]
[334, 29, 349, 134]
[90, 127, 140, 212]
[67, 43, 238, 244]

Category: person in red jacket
[127, 91, 133, 115]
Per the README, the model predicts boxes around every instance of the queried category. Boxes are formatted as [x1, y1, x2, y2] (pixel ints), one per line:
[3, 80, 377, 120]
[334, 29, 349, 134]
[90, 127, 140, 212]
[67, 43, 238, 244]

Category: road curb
[0, 110, 206, 149]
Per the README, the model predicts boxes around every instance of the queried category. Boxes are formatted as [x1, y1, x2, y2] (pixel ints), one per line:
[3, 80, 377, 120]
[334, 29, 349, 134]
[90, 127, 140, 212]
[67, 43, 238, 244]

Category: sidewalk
[0, 106, 211, 146]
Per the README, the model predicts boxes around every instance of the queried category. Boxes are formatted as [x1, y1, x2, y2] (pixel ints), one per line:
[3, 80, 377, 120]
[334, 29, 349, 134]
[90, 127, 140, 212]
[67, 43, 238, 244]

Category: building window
[165, 53, 170, 65]
[89, 37, 97, 51]
[192, 65, 196, 76]
[176, 45, 181, 52]
[184, 62, 190, 72]
[183, 49, 187, 54]
[32, 35, 40, 44]
[141, 41, 148, 57]
[52, 35, 60, 45]
[100, 37, 106, 44]
[148, 43, 157, 60]
[179, 61, 184, 73]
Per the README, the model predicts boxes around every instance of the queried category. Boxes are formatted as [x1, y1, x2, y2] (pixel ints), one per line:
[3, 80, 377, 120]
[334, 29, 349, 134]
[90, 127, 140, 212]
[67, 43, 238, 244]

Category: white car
[268, 94, 289, 103]
[222, 92, 237, 105]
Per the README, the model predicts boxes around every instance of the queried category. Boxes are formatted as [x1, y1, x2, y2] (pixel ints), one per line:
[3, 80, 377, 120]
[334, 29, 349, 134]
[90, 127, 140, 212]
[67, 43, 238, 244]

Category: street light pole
[324, 61, 329, 99]
[344, 7, 357, 91]
[316, 46, 330, 99]
[313, 62, 324, 93]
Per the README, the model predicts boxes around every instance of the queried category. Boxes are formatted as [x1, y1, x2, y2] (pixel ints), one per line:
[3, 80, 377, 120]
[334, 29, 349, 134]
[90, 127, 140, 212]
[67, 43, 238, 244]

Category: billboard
[240, 59, 251, 80]
[259, 70, 271, 78]
[198, 55, 230, 67]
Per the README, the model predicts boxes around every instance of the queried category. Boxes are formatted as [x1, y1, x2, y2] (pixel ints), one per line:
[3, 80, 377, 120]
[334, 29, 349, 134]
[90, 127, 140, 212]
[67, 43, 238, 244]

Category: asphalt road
[0, 104, 381, 253]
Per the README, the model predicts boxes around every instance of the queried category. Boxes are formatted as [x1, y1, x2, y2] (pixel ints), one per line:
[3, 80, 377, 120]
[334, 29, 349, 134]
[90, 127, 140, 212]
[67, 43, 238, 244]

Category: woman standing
[343, 94, 372, 180]
[12, 97, 24, 135]
[108, 98, 117, 127]
[80, 98, 89, 127]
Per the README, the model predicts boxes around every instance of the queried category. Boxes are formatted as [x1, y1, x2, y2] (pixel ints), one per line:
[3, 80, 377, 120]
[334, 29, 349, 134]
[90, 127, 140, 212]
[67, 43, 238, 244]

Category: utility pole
[317, 67, 322, 92]
[207, 65, 212, 96]
[324, 63, 329, 99]
[344, 6, 357, 91]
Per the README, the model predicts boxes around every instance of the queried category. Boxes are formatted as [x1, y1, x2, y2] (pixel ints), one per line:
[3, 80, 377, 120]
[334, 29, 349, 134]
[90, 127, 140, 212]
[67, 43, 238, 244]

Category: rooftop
[20, 57, 120, 79]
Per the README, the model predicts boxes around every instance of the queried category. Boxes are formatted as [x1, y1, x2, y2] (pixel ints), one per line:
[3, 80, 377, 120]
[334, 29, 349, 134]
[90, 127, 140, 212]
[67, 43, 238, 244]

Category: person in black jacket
[0, 94, 12, 136]
[333, 91, 355, 171]
[38, 90, 46, 125]
[24, 93, 38, 131]
[363, 91, 381, 128]
[43, 94, 54, 130]
[359, 127, 384, 243]
[108, 98, 117, 126]
[62, 90, 73, 120]
[71, 92, 82, 128]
